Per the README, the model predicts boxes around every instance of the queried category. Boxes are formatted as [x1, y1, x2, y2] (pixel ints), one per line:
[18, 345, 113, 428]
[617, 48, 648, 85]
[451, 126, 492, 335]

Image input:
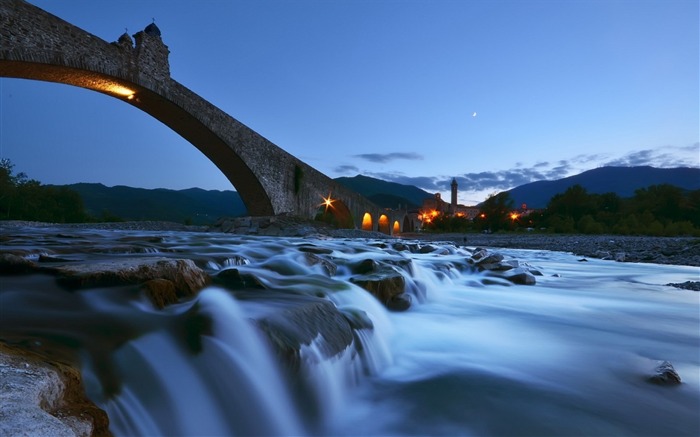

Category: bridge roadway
[0, 0, 417, 234]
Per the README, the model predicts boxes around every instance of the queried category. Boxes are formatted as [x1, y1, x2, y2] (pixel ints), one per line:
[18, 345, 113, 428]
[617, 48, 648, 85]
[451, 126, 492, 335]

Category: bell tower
[451, 178, 458, 210]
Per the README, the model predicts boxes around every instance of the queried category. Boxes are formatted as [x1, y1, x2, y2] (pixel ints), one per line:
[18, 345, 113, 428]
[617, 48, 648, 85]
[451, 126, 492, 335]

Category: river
[1, 227, 699, 436]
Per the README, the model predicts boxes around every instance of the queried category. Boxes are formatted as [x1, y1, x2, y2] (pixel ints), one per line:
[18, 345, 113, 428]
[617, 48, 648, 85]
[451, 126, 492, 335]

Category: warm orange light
[319, 192, 335, 212]
[510, 212, 519, 220]
[393, 221, 400, 234]
[431, 210, 438, 217]
[105, 84, 135, 97]
[378, 214, 390, 234]
[361, 212, 373, 231]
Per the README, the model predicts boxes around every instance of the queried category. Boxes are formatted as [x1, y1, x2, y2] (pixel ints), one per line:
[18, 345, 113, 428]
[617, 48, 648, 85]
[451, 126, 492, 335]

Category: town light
[320, 192, 335, 212]
[510, 212, 519, 221]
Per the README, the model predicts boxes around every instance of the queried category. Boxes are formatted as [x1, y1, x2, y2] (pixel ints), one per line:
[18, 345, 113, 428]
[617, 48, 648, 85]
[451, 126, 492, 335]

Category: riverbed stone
[253, 295, 354, 374]
[0, 253, 38, 274]
[303, 252, 338, 276]
[0, 343, 109, 437]
[212, 268, 266, 290]
[45, 257, 210, 297]
[501, 267, 537, 285]
[647, 360, 682, 386]
[350, 269, 407, 309]
[140, 278, 179, 309]
[386, 293, 412, 311]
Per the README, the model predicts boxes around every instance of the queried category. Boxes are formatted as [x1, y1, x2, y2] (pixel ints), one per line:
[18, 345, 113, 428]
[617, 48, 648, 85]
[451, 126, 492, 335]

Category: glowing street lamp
[320, 192, 335, 213]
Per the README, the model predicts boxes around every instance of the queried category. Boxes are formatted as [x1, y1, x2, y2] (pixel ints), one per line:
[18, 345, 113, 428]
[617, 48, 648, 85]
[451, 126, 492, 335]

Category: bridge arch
[0, 0, 387, 225]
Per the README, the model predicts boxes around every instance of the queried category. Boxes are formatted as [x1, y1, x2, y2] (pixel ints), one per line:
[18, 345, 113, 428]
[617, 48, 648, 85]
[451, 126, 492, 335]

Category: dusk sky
[1, 0, 698, 205]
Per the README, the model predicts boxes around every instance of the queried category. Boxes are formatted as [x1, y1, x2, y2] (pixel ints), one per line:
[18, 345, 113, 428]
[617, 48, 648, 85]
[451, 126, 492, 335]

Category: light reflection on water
[0, 227, 698, 436]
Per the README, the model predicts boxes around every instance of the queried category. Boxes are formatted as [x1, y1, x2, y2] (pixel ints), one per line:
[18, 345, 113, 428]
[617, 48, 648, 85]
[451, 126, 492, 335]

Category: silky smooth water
[1, 228, 698, 436]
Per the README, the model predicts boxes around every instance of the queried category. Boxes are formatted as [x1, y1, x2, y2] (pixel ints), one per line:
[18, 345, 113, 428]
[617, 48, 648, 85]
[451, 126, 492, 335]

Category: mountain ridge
[505, 166, 700, 209]
[56, 166, 698, 223]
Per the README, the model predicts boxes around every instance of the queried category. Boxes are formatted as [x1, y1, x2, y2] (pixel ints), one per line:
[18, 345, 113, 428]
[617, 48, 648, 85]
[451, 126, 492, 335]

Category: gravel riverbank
[3, 220, 700, 268]
[407, 232, 700, 267]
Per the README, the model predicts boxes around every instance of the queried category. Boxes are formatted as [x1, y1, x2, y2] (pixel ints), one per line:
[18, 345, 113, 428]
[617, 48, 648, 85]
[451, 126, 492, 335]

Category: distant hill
[62, 183, 246, 224]
[334, 175, 432, 209]
[506, 166, 700, 209]
[57, 167, 697, 223]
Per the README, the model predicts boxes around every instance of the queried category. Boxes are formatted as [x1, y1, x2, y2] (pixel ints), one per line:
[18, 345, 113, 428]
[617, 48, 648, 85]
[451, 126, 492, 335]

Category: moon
[472, 112, 477, 117]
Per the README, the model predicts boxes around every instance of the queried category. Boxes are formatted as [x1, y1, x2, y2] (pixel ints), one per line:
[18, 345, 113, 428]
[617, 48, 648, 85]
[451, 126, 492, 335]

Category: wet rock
[0, 343, 110, 437]
[471, 248, 489, 261]
[0, 253, 37, 274]
[387, 293, 412, 311]
[350, 269, 406, 308]
[391, 242, 410, 252]
[297, 245, 333, 255]
[46, 257, 210, 297]
[503, 268, 537, 285]
[351, 259, 379, 275]
[474, 252, 505, 270]
[418, 244, 439, 254]
[340, 308, 374, 330]
[213, 268, 266, 290]
[666, 281, 700, 291]
[486, 267, 537, 285]
[303, 252, 338, 276]
[647, 361, 682, 386]
[254, 296, 354, 374]
[141, 278, 179, 309]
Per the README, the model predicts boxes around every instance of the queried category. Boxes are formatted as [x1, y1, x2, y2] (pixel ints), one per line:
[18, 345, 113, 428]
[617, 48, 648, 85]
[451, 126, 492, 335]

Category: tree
[0, 158, 90, 223]
[478, 192, 514, 232]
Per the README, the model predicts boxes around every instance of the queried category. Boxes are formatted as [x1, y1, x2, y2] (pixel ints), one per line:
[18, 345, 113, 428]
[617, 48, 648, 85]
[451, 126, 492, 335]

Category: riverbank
[407, 232, 700, 268]
[4, 219, 699, 267]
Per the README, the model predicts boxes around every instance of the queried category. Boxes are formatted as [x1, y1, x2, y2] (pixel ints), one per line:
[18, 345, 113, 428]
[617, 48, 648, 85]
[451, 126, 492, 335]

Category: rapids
[1, 227, 698, 436]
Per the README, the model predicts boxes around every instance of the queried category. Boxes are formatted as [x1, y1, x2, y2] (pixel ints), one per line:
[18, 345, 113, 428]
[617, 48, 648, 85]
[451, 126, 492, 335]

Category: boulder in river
[647, 360, 682, 386]
[44, 257, 210, 297]
[350, 268, 408, 311]
[0, 253, 37, 274]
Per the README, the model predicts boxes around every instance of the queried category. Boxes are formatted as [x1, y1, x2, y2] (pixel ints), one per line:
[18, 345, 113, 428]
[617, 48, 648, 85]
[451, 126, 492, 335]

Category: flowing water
[1, 227, 698, 436]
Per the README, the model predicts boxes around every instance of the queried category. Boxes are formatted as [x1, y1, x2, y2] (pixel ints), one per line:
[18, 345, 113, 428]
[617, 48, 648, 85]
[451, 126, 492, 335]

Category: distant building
[420, 178, 480, 224]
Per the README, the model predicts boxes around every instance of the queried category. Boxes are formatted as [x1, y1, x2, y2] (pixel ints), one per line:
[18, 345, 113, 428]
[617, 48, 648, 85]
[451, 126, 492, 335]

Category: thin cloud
[340, 143, 700, 205]
[604, 145, 699, 168]
[353, 152, 424, 164]
[334, 164, 360, 174]
[366, 172, 442, 192]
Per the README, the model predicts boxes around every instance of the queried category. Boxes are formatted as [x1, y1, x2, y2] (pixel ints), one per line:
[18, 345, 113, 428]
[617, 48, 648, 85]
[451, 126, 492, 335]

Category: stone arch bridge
[0, 0, 417, 234]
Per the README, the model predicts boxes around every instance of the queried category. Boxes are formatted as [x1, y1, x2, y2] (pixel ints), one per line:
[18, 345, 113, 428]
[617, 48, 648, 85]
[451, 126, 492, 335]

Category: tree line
[0, 158, 116, 223]
[423, 183, 700, 237]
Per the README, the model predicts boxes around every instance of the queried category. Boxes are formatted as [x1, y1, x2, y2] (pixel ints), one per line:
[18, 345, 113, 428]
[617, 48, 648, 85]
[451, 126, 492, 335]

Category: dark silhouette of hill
[56, 166, 697, 223]
[507, 166, 700, 209]
[62, 183, 246, 224]
[334, 175, 432, 209]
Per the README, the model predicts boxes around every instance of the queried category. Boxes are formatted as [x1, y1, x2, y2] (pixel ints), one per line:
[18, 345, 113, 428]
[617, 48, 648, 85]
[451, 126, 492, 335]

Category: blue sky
[1, 0, 698, 205]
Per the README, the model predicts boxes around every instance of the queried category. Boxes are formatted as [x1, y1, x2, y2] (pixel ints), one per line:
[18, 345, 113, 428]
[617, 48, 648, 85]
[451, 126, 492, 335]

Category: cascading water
[1, 227, 698, 436]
